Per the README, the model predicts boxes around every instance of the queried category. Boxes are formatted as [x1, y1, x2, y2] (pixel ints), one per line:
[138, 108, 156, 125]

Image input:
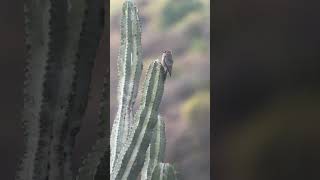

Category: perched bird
[161, 50, 173, 77]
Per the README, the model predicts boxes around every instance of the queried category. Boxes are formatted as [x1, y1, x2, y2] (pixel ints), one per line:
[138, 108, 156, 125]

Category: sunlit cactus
[141, 116, 166, 180]
[150, 163, 177, 180]
[110, 1, 178, 180]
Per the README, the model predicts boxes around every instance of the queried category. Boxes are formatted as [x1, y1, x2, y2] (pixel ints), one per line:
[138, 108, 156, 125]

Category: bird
[161, 50, 173, 77]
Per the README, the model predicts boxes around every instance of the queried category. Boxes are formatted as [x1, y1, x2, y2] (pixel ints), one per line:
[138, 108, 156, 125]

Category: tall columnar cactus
[110, 1, 178, 180]
[76, 76, 110, 180]
[19, 0, 104, 180]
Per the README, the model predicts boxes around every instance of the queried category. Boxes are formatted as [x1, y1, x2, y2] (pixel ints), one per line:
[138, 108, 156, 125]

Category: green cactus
[141, 116, 166, 180]
[111, 61, 165, 180]
[19, 0, 179, 179]
[18, 0, 104, 180]
[151, 163, 176, 180]
[110, 1, 178, 180]
[110, 1, 143, 172]
[151, 163, 177, 180]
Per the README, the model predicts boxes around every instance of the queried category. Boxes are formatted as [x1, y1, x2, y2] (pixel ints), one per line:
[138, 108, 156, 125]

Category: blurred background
[110, 0, 210, 179]
[213, 0, 320, 180]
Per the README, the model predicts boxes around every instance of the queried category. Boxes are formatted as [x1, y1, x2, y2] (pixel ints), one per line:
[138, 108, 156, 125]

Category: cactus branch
[110, 1, 178, 180]
[18, 0, 103, 180]
[111, 61, 166, 180]
[110, 0, 143, 172]
[61, 0, 104, 178]
[151, 163, 177, 180]
[141, 115, 166, 180]
[77, 75, 110, 180]
[19, 1, 52, 179]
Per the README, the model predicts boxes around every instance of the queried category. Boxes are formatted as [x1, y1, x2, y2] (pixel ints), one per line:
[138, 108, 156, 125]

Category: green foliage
[160, 0, 202, 29]
[190, 37, 208, 53]
[181, 90, 210, 124]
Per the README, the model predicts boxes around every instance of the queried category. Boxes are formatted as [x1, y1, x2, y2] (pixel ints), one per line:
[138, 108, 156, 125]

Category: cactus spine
[19, 0, 104, 180]
[110, 0, 143, 173]
[110, 1, 178, 180]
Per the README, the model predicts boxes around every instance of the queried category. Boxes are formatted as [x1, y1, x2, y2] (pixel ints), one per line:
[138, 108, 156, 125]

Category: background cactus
[77, 76, 110, 180]
[110, 1, 178, 180]
[18, 0, 105, 180]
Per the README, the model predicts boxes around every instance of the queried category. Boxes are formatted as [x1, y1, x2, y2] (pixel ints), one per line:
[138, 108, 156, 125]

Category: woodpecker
[161, 50, 173, 77]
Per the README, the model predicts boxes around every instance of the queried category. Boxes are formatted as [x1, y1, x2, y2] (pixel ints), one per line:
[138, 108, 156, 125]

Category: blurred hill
[110, 0, 210, 179]
[213, 0, 320, 179]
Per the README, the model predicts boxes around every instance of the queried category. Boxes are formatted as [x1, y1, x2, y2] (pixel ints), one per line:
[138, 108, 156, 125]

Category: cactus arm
[97, 76, 110, 138]
[142, 115, 166, 180]
[18, 1, 52, 180]
[141, 146, 151, 180]
[76, 135, 109, 180]
[18, 0, 103, 179]
[110, 1, 177, 180]
[91, 75, 110, 180]
[46, 0, 88, 179]
[110, 0, 143, 172]
[148, 116, 166, 178]
[128, 2, 143, 111]
[151, 163, 177, 180]
[61, 0, 104, 179]
[111, 61, 165, 180]
[77, 75, 110, 180]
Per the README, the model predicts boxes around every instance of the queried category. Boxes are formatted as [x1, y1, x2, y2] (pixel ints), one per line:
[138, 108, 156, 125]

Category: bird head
[163, 50, 172, 55]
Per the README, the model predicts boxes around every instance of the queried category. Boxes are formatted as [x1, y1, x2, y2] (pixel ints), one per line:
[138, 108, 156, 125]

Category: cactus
[18, 0, 104, 180]
[19, 0, 179, 179]
[77, 76, 110, 180]
[110, 1, 178, 180]
[141, 116, 166, 180]
[110, 0, 143, 173]
[150, 163, 177, 180]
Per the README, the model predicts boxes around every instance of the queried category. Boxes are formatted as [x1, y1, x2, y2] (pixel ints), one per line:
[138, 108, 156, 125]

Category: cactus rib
[151, 163, 177, 180]
[46, 0, 86, 179]
[19, 1, 52, 179]
[18, 0, 103, 179]
[142, 115, 166, 180]
[76, 135, 109, 180]
[77, 75, 110, 180]
[110, 0, 143, 172]
[110, 1, 177, 180]
[61, 0, 104, 179]
[112, 61, 165, 180]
